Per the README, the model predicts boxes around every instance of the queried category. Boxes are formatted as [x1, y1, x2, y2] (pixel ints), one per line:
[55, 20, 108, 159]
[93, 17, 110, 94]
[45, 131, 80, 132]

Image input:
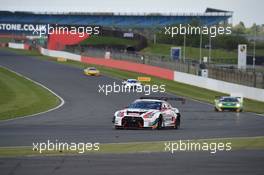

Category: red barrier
[24, 44, 30, 50]
[81, 56, 174, 80]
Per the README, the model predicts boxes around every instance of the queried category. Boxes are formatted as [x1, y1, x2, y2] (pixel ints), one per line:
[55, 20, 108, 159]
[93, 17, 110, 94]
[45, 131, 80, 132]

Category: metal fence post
[262, 73, 264, 89]
[253, 71, 257, 87]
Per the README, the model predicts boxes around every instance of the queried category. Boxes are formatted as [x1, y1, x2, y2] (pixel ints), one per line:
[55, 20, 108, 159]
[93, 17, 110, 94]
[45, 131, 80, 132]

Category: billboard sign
[171, 47, 181, 60]
[238, 44, 247, 69]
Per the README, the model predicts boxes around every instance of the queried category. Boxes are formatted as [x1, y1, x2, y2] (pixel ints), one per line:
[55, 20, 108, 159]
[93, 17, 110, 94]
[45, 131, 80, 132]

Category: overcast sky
[0, 0, 263, 27]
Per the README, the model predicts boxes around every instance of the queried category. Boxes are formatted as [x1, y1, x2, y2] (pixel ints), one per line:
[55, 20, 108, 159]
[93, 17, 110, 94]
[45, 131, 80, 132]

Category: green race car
[214, 96, 243, 112]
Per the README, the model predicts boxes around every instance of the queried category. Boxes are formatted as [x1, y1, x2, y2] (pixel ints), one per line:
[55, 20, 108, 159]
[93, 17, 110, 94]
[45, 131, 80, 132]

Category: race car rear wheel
[157, 115, 163, 130]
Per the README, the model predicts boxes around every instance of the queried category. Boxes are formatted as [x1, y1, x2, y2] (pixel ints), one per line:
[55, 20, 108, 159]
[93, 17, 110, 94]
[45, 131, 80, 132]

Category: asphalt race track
[0, 49, 263, 146]
[0, 49, 264, 175]
[1, 151, 264, 175]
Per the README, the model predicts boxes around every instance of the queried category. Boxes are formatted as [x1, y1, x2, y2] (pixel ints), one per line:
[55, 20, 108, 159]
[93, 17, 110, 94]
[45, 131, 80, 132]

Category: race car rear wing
[140, 96, 186, 104]
[230, 93, 244, 103]
[235, 96, 243, 103]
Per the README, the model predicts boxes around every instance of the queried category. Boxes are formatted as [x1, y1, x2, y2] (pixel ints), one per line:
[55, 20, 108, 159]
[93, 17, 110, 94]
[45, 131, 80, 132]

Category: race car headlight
[218, 103, 223, 107]
[143, 112, 155, 118]
[236, 103, 240, 107]
[116, 111, 124, 118]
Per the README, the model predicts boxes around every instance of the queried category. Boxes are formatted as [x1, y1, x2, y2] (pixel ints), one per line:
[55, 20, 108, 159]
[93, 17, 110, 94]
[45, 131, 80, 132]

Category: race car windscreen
[220, 98, 239, 102]
[128, 101, 161, 110]
[127, 80, 138, 83]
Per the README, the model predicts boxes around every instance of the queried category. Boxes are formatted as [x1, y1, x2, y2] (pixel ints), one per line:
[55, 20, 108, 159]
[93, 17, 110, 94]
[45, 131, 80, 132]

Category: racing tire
[114, 126, 123, 130]
[175, 114, 181, 129]
[157, 115, 163, 130]
[236, 109, 242, 113]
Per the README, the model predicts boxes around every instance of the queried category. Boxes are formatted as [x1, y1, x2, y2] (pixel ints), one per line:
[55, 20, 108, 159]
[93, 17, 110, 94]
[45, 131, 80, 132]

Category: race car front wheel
[175, 114, 181, 129]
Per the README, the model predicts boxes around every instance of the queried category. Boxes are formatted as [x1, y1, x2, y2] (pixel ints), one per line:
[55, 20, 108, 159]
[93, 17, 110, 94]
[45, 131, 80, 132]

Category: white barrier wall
[174, 71, 264, 102]
[8, 43, 24, 49]
[40, 48, 81, 61]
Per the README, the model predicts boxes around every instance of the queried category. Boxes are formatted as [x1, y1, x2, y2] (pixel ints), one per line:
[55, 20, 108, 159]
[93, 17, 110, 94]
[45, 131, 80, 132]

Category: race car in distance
[214, 96, 243, 112]
[113, 97, 185, 129]
[122, 79, 142, 89]
[84, 67, 100, 76]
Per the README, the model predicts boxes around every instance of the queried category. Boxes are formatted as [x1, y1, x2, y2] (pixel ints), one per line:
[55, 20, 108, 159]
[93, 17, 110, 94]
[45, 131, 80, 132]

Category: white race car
[122, 79, 142, 89]
[112, 97, 184, 129]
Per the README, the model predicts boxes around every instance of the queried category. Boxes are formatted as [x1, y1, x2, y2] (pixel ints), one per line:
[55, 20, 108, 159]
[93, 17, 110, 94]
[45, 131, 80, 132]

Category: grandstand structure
[0, 8, 233, 51]
[0, 8, 232, 35]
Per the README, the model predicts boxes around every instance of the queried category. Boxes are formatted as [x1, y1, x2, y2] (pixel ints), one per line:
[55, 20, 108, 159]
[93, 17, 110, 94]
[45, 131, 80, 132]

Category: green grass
[100, 136, 264, 154]
[142, 43, 237, 60]
[2, 47, 264, 114]
[0, 66, 61, 120]
[0, 136, 263, 157]
[80, 36, 139, 46]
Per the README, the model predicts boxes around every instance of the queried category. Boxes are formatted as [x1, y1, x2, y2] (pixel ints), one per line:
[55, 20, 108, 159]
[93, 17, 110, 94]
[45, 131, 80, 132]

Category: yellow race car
[84, 67, 100, 76]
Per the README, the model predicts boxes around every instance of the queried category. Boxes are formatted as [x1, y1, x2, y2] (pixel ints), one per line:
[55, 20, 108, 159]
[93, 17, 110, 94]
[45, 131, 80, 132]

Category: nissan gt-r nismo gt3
[122, 79, 142, 89]
[113, 97, 184, 129]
